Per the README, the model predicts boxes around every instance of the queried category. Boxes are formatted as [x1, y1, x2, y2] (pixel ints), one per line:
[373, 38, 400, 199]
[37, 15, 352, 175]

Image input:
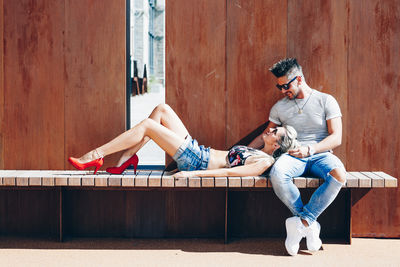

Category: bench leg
[345, 189, 352, 244]
[224, 188, 228, 244]
[58, 187, 63, 242]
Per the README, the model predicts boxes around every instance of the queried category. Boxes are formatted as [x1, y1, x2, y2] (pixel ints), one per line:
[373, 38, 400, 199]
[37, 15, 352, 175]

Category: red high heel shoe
[68, 157, 104, 174]
[106, 154, 139, 174]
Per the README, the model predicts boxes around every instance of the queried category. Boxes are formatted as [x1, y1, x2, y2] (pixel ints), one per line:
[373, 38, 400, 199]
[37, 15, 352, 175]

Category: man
[249, 58, 346, 256]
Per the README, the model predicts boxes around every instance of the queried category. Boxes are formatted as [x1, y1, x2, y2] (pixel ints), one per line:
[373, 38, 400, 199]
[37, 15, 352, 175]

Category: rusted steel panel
[226, 0, 287, 147]
[166, 0, 226, 151]
[348, 0, 400, 238]
[3, 0, 65, 169]
[287, 0, 348, 163]
[64, 0, 126, 171]
[0, 0, 4, 169]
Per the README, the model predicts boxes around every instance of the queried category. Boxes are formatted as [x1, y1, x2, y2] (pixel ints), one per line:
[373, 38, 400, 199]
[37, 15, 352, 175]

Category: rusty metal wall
[64, 0, 126, 169]
[3, 0, 65, 169]
[165, 0, 227, 150]
[1, 0, 126, 170]
[347, 0, 400, 237]
[0, 0, 399, 237]
[166, 0, 400, 237]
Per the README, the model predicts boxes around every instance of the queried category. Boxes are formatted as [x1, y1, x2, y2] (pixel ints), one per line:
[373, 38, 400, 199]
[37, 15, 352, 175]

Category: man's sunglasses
[276, 76, 297, 91]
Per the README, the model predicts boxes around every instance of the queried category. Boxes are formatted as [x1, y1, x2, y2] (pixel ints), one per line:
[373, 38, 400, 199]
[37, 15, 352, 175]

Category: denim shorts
[172, 135, 210, 171]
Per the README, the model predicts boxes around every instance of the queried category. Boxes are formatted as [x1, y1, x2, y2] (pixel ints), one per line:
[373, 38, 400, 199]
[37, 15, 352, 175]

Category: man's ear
[296, 75, 302, 85]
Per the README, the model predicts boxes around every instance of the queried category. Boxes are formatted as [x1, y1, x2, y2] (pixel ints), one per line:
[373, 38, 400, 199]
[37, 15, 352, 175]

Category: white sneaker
[305, 221, 322, 252]
[285, 216, 306, 256]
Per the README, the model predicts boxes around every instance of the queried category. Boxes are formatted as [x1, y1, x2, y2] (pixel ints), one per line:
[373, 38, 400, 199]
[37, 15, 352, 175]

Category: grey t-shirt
[269, 90, 342, 146]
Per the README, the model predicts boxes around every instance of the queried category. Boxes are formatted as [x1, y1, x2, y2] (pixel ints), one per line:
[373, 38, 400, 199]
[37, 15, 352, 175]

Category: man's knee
[270, 164, 290, 186]
[329, 168, 346, 184]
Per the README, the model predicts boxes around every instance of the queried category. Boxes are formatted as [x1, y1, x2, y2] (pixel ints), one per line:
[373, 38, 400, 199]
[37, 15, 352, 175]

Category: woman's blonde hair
[273, 125, 299, 158]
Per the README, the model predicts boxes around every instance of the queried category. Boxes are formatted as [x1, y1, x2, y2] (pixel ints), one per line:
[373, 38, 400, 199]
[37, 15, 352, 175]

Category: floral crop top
[226, 145, 275, 168]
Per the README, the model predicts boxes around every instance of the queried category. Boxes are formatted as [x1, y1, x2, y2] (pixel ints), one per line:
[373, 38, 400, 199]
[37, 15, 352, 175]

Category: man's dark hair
[269, 58, 301, 78]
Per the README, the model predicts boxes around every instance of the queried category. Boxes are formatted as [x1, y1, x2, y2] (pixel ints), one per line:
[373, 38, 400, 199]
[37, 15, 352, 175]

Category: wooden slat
[69, 172, 83, 186]
[161, 172, 174, 187]
[202, 177, 214, 187]
[108, 175, 123, 187]
[374, 172, 398, 188]
[94, 173, 110, 187]
[27, 171, 42, 186]
[215, 177, 227, 187]
[254, 177, 267, 188]
[41, 171, 55, 186]
[293, 177, 307, 188]
[0, 170, 395, 189]
[82, 174, 95, 186]
[345, 172, 359, 188]
[188, 177, 201, 188]
[175, 177, 187, 187]
[135, 171, 151, 187]
[361, 172, 384, 188]
[149, 171, 162, 187]
[241, 177, 254, 187]
[121, 171, 136, 187]
[15, 171, 30, 186]
[228, 177, 241, 188]
[16, 177, 29, 186]
[349, 172, 371, 188]
[3, 177, 15, 186]
[0, 170, 17, 185]
[306, 178, 319, 188]
[53, 171, 72, 186]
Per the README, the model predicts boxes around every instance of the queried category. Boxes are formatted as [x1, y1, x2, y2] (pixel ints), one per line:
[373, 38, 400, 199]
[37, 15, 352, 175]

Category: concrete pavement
[0, 237, 399, 267]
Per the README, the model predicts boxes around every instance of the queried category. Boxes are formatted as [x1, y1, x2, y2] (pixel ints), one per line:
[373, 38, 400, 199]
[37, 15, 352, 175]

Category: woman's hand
[289, 146, 309, 158]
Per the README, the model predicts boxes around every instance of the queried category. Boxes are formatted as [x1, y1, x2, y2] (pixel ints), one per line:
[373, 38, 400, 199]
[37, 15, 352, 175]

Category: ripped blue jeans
[269, 152, 345, 225]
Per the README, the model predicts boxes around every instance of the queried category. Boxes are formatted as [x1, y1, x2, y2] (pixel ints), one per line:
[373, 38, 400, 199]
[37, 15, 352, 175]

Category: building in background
[131, 0, 165, 89]
[130, 0, 165, 166]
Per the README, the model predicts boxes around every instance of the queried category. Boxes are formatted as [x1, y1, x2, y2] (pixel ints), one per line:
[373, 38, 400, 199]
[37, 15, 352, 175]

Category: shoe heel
[94, 165, 101, 174]
[133, 155, 139, 174]
[133, 164, 137, 174]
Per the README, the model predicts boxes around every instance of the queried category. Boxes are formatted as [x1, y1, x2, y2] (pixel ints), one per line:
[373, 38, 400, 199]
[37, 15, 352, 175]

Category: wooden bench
[0, 170, 397, 243]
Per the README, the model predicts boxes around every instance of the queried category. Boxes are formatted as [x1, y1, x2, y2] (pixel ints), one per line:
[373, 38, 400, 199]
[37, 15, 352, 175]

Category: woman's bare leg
[115, 104, 189, 166]
[77, 118, 185, 163]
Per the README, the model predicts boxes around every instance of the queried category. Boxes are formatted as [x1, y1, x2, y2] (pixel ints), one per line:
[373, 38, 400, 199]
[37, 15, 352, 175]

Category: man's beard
[285, 91, 298, 100]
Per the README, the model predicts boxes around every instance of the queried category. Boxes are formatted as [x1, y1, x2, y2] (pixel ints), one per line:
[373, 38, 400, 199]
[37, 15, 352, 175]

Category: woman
[68, 104, 298, 177]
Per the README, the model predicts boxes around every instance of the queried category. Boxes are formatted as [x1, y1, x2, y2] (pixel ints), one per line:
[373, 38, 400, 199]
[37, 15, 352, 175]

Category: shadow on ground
[0, 237, 340, 257]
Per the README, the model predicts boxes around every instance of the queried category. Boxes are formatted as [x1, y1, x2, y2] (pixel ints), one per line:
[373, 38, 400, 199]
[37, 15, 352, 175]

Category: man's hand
[289, 146, 309, 158]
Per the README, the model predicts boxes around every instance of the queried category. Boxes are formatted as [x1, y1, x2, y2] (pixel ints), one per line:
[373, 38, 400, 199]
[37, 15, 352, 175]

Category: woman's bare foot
[116, 152, 134, 167]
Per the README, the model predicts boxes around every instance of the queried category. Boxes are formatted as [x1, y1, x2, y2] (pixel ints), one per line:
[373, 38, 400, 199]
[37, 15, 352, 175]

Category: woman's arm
[172, 158, 274, 178]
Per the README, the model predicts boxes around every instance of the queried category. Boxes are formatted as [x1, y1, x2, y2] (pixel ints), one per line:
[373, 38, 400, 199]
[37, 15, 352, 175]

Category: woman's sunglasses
[276, 76, 297, 91]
